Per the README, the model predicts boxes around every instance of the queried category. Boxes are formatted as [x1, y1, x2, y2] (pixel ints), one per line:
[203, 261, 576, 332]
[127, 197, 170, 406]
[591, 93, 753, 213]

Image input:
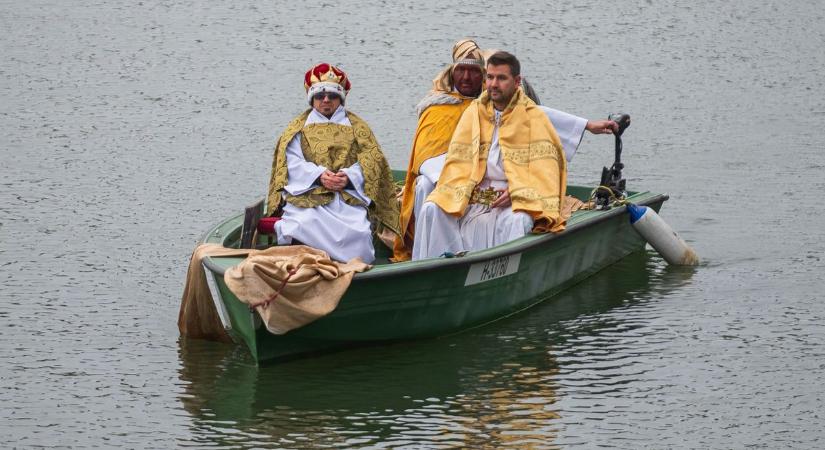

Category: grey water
[2, 0, 824, 447]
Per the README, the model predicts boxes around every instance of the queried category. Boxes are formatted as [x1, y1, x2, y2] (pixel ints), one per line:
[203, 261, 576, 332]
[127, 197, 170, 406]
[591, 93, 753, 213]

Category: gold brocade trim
[432, 182, 475, 203]
[542, 197, 562, 210]
[445, 141, 491, 162]
[500, 140, 562, 165]
[510, 187, 562, 210]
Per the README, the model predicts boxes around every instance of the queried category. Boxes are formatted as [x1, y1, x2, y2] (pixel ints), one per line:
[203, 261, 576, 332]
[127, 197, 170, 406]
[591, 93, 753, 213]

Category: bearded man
[393, 40, 619, 261]
[265, 63, 399, 264]
[413, 51, 569, 260]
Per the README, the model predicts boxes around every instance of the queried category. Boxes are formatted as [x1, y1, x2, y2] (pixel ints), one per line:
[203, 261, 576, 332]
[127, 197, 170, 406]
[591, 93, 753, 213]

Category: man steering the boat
[263, 63, 399, 264]
[412, 51, 570, 260]
[393, 39, 619, 261]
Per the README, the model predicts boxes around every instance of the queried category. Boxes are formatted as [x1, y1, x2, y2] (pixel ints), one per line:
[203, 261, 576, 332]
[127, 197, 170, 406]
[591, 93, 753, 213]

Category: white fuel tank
[627, 204, 699, 266]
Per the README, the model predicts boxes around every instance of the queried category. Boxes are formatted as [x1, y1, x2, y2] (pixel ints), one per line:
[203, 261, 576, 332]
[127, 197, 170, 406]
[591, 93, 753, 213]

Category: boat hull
[201, 189, 667, 364]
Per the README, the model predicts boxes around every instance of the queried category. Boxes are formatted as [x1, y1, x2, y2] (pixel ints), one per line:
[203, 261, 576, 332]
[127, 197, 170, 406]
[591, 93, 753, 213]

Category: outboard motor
[590, 113, 699, 265]
[594, 113, 631, 210]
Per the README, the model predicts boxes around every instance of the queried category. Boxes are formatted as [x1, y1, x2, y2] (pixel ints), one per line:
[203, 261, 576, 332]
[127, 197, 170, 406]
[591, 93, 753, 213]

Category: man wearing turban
[265, 63, 399, 264]
[393, 40, 619, 261]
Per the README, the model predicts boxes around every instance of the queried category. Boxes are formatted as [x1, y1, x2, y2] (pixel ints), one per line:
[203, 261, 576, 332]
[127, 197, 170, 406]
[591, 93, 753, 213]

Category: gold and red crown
[304, 63, 351, 93]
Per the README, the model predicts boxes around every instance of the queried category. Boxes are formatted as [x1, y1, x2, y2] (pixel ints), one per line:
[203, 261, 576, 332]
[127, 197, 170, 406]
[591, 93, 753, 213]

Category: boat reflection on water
[176, 251, 695, 447]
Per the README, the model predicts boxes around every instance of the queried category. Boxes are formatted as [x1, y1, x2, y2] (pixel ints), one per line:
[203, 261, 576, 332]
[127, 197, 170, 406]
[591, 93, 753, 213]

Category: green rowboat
[197, 178, 668, 364]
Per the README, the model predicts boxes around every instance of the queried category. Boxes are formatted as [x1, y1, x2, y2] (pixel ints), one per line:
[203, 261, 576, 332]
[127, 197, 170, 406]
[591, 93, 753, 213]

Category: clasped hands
[319, 169, 350, 191]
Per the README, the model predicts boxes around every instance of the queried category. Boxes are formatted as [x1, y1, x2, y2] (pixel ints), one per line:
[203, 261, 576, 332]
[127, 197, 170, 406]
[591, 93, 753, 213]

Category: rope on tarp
[247, 266, 300, 310]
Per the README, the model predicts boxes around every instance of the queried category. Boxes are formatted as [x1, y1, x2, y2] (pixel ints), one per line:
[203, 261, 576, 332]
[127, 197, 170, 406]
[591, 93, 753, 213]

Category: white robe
[274, 105, 375, 263]
[410, 107, 586, 260]
[538, 106, 588, 162]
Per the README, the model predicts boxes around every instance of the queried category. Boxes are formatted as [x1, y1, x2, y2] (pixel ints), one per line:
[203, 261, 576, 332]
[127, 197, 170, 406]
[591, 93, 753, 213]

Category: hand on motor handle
[585, 119, 620, 135]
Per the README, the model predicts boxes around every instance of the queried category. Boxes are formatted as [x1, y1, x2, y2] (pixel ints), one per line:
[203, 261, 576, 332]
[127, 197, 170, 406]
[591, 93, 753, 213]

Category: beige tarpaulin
[224, 245, 370, 335]
[178, 243, 370, 341]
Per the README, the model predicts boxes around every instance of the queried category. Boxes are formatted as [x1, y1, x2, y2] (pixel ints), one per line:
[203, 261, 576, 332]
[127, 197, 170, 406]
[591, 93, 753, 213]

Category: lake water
[2, 0, 824, 448]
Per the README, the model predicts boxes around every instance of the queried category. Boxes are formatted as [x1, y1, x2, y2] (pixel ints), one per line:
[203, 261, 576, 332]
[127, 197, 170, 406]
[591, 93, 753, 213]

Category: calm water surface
[2, 0, 824, 448]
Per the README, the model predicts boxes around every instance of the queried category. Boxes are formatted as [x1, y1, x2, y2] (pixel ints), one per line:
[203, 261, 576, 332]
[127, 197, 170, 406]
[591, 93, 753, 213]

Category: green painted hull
[200, 186, 668, 364]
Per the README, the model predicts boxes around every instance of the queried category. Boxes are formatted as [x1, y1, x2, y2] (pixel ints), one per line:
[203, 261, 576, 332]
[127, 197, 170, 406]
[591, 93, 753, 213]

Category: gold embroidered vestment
[267, 110, 400, 236]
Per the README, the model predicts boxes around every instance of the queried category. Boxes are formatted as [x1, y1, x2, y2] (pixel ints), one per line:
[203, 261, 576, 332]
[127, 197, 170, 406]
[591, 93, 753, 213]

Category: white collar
[306, 105, 350, 126]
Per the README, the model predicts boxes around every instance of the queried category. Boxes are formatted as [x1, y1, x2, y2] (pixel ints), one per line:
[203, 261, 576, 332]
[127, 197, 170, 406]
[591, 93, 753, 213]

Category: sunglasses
[312, 92, 342, 102]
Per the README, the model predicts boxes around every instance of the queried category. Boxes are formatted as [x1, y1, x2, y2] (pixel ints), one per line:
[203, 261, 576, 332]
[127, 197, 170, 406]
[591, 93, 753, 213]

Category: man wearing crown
[264, 63, 399, 264]
[412, 51, 576, 260]
[392, 39, 619, 261]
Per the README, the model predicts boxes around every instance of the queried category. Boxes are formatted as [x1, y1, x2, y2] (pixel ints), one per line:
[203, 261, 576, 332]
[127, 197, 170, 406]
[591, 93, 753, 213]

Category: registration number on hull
[464, 253, 522, 286]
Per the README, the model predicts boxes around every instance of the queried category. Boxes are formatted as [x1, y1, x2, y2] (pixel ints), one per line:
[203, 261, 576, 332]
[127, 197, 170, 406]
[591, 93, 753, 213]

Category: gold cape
[427, 88, 568, 233]
[267, 109, 400, 237]
[392, 92, 473, 261]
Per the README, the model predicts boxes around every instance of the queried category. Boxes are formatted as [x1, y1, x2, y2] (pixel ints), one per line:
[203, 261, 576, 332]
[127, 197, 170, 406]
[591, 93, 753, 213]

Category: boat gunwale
[201, 192, 669, 280]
